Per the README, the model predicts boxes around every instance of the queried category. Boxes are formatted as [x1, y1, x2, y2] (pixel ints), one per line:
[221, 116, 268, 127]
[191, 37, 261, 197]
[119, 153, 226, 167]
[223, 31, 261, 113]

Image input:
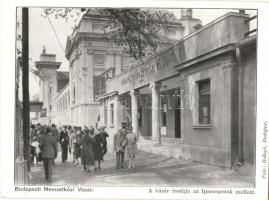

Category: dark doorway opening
[174, 90, 181, 138]
[175, 107, 181, 138]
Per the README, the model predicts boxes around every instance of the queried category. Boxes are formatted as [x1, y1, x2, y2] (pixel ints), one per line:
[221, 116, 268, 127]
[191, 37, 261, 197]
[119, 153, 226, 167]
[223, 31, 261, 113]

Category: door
[175, 99, 181, 138]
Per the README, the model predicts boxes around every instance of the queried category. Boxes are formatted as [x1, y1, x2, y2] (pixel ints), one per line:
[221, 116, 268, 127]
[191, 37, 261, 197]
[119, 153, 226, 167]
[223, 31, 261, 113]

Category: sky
[17, 8, 257, 99]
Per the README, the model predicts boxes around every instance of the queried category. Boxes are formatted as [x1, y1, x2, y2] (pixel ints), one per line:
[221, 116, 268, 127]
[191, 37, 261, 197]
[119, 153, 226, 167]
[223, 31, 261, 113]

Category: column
[150, 82, 161, 144]
[114, 96, 119, 131]
[130, 90, 138, 134]
[84, 49, 94, 103]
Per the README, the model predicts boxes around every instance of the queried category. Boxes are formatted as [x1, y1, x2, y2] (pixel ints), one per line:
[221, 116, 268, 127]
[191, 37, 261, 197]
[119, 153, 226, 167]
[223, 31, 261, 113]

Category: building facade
[36, 9, 201, 127]
[35, 9, 257, 168]
[35, 47, 68, 125]
[99, 11, 257, 168]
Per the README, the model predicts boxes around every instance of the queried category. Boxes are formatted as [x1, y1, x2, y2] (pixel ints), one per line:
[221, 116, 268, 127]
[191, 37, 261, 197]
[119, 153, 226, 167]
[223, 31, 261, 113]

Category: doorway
[175, 106, 181, 138]
[174, 89, 181, 138]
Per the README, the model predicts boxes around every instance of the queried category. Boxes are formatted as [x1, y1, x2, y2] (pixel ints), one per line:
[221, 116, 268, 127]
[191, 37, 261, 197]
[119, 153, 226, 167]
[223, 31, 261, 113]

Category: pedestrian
[125, 117, 131, 130]
[42, 125, 47, 135]
[29, 124, 37, 165]
[51, 124, 59, 166]
[29, 124, 37, 143]
[51, 124, 59, 141]
[39, 126, 58, 182]
[90, 126, 95, 133]
[59, 125, 69, 163]
[113, 128, 127, 169]
[100, 126, 109, 159]
[31, 136, 41, 165]
[81, 128, 95, 172]
[73, 127, 83, 167]
[67, 125, 73, 155]
[126, 126, 138, 168]
[36, 123, 44, 142]
[70, 126, 77, 165]
[93, 128, 104, 170]
[122, 128, 128, 137]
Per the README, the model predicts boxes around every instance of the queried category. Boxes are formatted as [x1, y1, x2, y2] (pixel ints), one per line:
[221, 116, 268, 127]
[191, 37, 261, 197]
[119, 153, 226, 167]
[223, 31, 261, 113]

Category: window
[110, 104, 114, 127]
[104, 106, 107, 125]
[49, 105, 52, 111]
[198, 79, 210, 124]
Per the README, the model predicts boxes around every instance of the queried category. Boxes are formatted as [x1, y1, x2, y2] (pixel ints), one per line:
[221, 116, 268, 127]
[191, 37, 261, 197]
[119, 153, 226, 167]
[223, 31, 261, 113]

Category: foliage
[43, 8, 176, 60]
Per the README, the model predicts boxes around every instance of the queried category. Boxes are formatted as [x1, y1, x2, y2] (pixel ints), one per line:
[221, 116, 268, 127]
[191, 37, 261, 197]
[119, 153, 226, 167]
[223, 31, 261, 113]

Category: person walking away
[100, 126, 109, 159]
[113, 128, 127, 169]
[126, 126, 138, 168]
[29, 124, 37, 165]
[93, 128, 104, 170]
[70, 126, 77, 165]
[121, 128, 128, 167]
[81, 128, 95, 172]
[51, 124, 59, 142]
[31, 136, 40, 165]
[36, 123, 43, 142]
[125, 117, 131, 130]
[39, 126, 58, 182]
[67, 126, 73, 155]
[59, 126, 69, 163]
[51, 124, 59, 166]
[30, 124, 37, 143]
[73, 127, 83, 167]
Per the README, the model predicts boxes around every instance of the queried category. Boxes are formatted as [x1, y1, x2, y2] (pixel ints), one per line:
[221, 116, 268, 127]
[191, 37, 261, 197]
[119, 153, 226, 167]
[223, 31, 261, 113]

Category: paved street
[30, 149, 254, 187]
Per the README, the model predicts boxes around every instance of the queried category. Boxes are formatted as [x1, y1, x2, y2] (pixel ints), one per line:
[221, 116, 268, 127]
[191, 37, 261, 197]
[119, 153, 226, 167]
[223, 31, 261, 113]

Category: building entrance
[175, 103, 181, 138]
[160, 87, 181, 139]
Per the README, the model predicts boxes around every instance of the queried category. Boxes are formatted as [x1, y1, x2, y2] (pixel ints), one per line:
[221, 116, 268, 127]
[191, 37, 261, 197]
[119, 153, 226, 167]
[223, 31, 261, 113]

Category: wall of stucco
[181, 53, 234, 167]
[106, 12, 249, 95]
[242, 50, 256, 164]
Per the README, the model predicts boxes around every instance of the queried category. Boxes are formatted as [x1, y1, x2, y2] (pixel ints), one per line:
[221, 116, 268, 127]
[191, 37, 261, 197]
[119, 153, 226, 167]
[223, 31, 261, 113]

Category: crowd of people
[29, 122, 138, 182]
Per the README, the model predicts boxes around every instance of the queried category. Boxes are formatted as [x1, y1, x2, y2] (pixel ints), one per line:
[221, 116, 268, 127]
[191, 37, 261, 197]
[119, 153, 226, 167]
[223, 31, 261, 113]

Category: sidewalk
[30, 149, 254, 187]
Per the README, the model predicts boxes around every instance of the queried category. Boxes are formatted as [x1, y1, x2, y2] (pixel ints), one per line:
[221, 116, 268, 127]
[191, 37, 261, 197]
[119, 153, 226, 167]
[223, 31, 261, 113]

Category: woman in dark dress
[73, 128, 83, 167]
[81, 128, 95, 172]
[93, 128, 104, 170]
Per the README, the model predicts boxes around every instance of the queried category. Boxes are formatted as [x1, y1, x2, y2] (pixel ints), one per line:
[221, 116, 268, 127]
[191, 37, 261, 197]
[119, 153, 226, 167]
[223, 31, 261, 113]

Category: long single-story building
[98, 11, 257, 168]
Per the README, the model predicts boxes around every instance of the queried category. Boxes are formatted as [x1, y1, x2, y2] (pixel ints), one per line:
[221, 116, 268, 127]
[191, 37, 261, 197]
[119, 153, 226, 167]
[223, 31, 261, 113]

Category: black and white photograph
[0, 1, 268, 200]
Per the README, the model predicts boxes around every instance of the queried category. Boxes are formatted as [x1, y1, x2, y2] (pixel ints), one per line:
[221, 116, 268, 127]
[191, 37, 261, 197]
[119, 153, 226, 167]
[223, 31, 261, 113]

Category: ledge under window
[192, 124, 212, 129]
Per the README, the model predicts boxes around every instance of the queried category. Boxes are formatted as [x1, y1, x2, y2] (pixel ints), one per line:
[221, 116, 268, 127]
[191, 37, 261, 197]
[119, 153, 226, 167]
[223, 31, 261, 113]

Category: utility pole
[22, 7, 30, 171]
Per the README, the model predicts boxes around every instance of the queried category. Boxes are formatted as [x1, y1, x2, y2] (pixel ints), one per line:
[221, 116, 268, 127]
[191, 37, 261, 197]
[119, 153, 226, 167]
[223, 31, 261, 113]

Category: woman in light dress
[126, 126, 138, 168]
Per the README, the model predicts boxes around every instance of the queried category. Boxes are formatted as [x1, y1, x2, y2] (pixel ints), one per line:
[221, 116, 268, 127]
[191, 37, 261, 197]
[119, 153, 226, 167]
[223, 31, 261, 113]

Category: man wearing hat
[100, 126, 109, 159]
[40, 126, 58, 182]
[113, 128, 127, 169]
